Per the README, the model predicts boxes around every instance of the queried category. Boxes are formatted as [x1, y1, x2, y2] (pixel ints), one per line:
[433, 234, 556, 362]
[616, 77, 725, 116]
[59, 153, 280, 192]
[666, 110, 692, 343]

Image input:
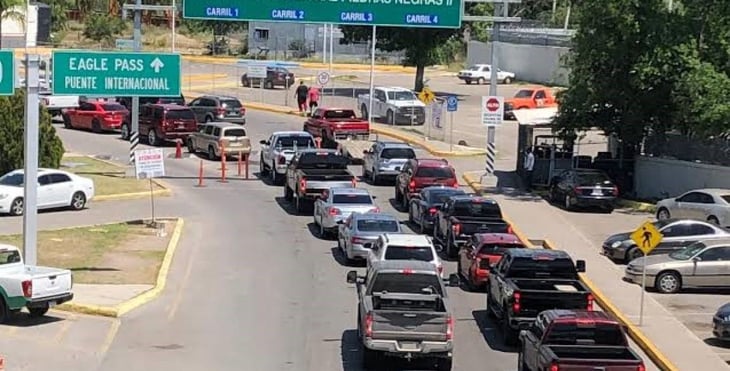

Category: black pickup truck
[432, 195, 513, 258]
[487, 249, 593, 345]
[518, 309, 644, 371]
[283, 148, 356, 214]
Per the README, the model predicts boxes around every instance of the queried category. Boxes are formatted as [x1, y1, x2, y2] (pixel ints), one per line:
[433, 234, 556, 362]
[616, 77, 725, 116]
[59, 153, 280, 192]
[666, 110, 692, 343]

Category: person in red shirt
[307, 85, 320, 116]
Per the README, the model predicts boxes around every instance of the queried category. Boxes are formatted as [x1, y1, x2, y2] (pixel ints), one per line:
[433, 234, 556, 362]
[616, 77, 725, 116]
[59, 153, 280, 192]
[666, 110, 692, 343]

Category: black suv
[117, 95, 186, 110]
[188, 95, 246, 125]
[241, 67, 295, 89]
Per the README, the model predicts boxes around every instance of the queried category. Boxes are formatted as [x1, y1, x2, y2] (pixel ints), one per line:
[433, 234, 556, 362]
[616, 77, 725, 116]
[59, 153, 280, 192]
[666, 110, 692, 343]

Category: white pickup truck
[40, 90, 80, 117]
[456, 64, 515, 85]
[357, 86, 426, 125]
[0, 244, 73, 322]
[259, 131, 316, 185]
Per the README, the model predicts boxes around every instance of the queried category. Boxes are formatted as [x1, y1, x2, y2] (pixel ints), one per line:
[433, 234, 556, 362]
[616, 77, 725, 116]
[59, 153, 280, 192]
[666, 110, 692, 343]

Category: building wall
[633, 156, 730, 200]
[467, 40, 570, 86]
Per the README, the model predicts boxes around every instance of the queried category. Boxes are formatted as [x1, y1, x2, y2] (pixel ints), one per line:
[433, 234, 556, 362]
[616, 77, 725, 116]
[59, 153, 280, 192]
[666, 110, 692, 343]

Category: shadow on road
[70, 266, 120, 272]
[341, 329, 363, 371]
[471, 309, 518, 353]
[3, 312, 65, 327]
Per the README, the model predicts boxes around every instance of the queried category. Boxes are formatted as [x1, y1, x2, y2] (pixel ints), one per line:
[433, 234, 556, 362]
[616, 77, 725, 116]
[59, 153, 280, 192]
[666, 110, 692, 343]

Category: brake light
[370, 207, 380, 213]
[452, 223, 461, 235]
[239, 107, 246, 115]
[549, 363, 559, 371]
[445, 315, 453, 340]
[573, 186, 581, 194]
[328, 207, 341, 216]
[637, 364, 645, 371]
[437, 264, 443, 275]
[512, 291, 521, 313]
[507, 225, 514, 234]
[401, 268, 413, 275]
[408, 180, 416, 192]
[428, 207, 438, 215]
[21, 280, 32, 298]
[351, 178, 358, 188]
[277, 155, 286, 165]
[216, 107, 226, 115]
[586, 293, 594, 311]
[612, 186, 619, 197]
[352, 237, 366, 244]
[364, 311, 373, 338]
[475, 257, 482, 269]
[299, 178, 306, 192]
[452, 181, 459, 188]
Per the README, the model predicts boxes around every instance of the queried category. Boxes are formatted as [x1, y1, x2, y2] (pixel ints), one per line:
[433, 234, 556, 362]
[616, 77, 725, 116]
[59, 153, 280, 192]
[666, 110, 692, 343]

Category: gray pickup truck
[346, 260, 460, 371]
[283, 148, 356, 214]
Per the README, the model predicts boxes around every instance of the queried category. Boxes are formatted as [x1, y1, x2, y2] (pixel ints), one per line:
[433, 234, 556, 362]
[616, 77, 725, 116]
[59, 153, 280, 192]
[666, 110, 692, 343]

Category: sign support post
[628, 220, 663, 327]
[446, 96, 458, 152]
[329, 24, 334, 72]
[322, 24, 328, 64]
[367, 26, 376, 128]
[23, 54, 40, 267]
[130, 0, 142, 167]
[640, 251, 647, 325]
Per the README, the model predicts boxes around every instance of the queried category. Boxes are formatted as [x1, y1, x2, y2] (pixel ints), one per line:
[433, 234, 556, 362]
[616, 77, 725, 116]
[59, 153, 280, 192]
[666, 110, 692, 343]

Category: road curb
[79, 155, 174, 202]
[56, 217, 185, 318]
[462, 171, 677, 371]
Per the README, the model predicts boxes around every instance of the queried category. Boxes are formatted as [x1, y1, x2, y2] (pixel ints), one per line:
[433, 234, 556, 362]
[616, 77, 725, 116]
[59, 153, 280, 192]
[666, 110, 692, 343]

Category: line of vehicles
[256, 127, 650, 371]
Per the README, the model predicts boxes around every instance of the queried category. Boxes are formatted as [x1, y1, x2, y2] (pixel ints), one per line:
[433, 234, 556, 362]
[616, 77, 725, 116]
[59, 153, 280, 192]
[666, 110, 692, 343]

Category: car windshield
[357, 219, 400, 233]
[479, 243, 523, 255]
[669, 242, 706, 260]
[467, 65, 482, 71]
[428, 190, 466, 204]
[223, 128, 246, 137]
[277, 136, 314, 148]
[514, 90, 534, 98]
[158, 96, 185, 105]
[333, 194, 372, 204]
[721, 195, 730, 203]
[380, 148, 416, 159]
[545, 323, 626, 346]
[102, 103, 126, 111]
[576, 172, 612, 185]
[653, 220, 673, 229]
[415, 167, 453, 178]
[452, 201, 502, 218]
[165, 109, 194, 120]
[387, 91, 417, 101]
[384, 245, 434, 262]
[370, 272, 443, 296]
[323, 110, 356, 119]
[221, 99, 242, 108]
[0, 173, 24, 187]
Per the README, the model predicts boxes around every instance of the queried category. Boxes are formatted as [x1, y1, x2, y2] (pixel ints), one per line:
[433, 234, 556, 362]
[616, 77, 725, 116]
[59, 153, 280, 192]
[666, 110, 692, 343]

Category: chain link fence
[643, 133, 730, 167]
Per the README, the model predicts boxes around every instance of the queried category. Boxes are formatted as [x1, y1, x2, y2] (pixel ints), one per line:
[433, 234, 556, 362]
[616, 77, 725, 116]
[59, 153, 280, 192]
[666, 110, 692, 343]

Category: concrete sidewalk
[462, 171, 729, 371]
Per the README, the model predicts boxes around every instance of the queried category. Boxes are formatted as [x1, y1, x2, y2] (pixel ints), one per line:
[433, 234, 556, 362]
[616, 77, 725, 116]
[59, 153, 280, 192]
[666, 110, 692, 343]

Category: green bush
[82, 13, 127, 47]
[0, 90, 65, 175]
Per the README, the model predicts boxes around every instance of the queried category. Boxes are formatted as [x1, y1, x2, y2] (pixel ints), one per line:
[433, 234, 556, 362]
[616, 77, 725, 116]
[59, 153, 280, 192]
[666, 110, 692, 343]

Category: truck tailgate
[550, 345, 643, 366]
[458, 219, 511, 235]
[30, 266, 72, 300]
[511, 280, 590, 317]
[372, 310, 449, 342]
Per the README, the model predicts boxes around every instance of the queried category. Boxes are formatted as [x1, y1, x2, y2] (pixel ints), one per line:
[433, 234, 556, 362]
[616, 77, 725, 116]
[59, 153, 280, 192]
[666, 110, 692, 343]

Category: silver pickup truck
[347, 260, 459, 371]
[283, 148, 356, 214]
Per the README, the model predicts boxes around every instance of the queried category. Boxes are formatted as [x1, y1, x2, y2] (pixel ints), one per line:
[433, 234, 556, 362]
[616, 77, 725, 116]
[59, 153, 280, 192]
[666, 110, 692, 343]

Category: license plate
[177, 125, 185, 129]
[400, 342, 418, 350]
[48, 301, 57, 307]
[592, 188, 602, 196]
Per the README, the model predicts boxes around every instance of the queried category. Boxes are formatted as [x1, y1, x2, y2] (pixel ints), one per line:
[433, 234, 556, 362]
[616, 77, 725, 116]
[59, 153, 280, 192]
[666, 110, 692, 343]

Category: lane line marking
[53, 313, 76, 343]
[167, 242, 197, 321]
[97, 318, 121, 356]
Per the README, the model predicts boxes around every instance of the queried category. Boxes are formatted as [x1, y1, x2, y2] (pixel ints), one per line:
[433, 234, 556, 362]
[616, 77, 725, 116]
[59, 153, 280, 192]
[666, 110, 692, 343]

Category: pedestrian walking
[295, 80, 309, 115]
[307, 85, 320, 116]
[524, 147, 535, 192]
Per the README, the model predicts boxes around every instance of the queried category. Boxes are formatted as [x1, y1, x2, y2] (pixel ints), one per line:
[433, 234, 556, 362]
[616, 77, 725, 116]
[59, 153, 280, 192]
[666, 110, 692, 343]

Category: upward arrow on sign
[150, 58, 164, 73]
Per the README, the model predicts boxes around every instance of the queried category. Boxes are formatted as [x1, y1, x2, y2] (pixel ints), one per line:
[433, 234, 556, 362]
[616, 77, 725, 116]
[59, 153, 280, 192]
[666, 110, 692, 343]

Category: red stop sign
[486, 97, 500, 112]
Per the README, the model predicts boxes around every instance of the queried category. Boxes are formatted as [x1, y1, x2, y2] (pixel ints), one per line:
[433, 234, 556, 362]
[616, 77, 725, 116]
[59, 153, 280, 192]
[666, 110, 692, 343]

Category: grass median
[0, 221, 173, 284]
[61, 156, 164, 196]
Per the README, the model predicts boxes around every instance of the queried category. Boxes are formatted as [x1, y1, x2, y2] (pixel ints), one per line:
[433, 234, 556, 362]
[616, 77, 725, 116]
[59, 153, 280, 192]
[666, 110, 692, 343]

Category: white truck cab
[0, 244, 73, 322]
[366, 233, 443, 277]
[457, 64, 515, 85]
[357, 87, 426, 125]
[259, 131, 316, 185]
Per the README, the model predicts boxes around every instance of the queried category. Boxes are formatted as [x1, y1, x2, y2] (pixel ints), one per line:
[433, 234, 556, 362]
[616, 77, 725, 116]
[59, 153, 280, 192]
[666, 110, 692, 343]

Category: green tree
[45, 0, 72, 33]
[0, 90, 65, 175]
[82, 13, 127, 47]
[0, 0, 25, 49]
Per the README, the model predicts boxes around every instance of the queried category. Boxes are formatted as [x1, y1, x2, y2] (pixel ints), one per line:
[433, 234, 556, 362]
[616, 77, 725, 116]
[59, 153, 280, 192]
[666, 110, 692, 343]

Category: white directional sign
[248, 64, 268, 79]
[317, 71, 330, 86]
[133, 148, 166, 179]
[431, 101, 443, 129]
[481, 96, 504, 126]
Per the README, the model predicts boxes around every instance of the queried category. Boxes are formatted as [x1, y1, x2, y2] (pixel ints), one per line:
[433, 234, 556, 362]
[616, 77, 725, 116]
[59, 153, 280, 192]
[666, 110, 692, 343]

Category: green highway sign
[182, 0, 462, 28]
[0, 50, 15, 95]
[51, 51, 181, 97]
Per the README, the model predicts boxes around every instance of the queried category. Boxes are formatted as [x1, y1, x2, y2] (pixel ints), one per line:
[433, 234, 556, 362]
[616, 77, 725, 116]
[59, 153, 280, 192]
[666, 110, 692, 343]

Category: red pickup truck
[519, 309, 645, 371]
[457, 232, 525, 291]
[303, 108, 369, 145]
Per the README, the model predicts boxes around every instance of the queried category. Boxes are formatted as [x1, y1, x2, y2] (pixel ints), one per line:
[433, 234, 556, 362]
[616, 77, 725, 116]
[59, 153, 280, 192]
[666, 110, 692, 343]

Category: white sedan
[656, 188, 730, 227]
[0, 169, 94, 216]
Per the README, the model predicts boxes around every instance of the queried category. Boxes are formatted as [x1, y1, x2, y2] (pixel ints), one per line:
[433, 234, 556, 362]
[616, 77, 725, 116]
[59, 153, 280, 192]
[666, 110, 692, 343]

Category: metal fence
[644, 133, 730, 167]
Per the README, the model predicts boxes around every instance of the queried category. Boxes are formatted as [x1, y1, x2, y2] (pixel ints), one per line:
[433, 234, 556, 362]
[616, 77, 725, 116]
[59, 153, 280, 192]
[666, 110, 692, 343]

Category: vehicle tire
[655, 271, 682, 294]
[9, 197, 23, 216]
[70, 192, 87, 211]
[417, 216, 425, 234]
[477, 77, 485, 85]
[502, 314, 518, 346]
[259, 155, 268, 175]
[207, 146, 217, 161]
[28, 305, 49, 318]
[270, 167, 281, 185]
[284, 185, 293, 201]
[360, 105, 369, 120]
[408, 204, 414, 224]
[517, 352, 527, 371]
[386, 110, 394, 125]
[446, 232, 456, 259]
[394, 188, 402, 203]
[295, 196, 304, 214]
[0, 298, 8, 324]
[362, 348, 380, 370]
[148, 129, 160, 146]
[564, 194, 573, 210]
[62, 114, 72, 129]
[486, 292, 498, 319]
[436, 357, 453, 371]
[503, 77, 513, 84]
[91, 119, 102, 133]
[187, 138, 196, 154]
[465, 79, 472, 85]
[656, 207, 671, 220]
[370, 170, 379, 186]
[708, 216, 720, 226]
[120, 123, 130, 140]
[265, 80, 274, 89]
[603, 207, 614, 214]
[548, 186, 557, 202]
[401, 192, 408, 211]
[625, 246, 643, 263]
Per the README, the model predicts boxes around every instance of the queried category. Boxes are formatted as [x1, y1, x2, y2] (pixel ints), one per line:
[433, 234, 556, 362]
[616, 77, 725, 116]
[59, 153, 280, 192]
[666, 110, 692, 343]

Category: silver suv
[362, 141, 416, 185]
[187, 121, 251, 160]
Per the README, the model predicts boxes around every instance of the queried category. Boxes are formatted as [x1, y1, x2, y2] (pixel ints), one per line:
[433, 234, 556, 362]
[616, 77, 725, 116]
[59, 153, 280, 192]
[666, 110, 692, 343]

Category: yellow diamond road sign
[418, 88, 435, 104]
[630, 221, 663, 255]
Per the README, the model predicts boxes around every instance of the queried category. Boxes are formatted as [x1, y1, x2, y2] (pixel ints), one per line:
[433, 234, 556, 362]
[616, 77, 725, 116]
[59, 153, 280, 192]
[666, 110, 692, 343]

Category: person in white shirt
[524, 147, 535, 191]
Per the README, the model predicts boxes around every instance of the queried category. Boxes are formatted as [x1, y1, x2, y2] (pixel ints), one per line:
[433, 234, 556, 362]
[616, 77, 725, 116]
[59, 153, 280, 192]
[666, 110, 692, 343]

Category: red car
[303, 108, 370, 144]
[457, 233, 525, 290]
[394, 158, 458, 210]
[62, 100, 129, 133]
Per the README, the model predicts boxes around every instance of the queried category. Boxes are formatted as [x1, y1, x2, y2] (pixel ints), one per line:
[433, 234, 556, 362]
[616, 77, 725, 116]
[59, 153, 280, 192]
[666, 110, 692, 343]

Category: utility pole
[23, 54, 40, 267]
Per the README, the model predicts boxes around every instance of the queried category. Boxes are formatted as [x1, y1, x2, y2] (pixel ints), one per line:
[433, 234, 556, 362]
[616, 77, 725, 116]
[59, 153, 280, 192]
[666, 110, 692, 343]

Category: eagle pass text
[63, 57, 169, 91]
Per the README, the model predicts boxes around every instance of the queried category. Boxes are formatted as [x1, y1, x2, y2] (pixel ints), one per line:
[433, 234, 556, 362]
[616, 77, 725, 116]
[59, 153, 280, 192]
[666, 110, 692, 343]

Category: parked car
[336, 212, 402, 265]
[187, 122, 251, 161]
[259, 131, 316, 185]
[408, 186, 467, 233]
[601, 219, 730, 263]
[188, 95, 246, 125]
[313, 187, 378, 238]
[357, 86, 426, 125]
[457, 233, 525, 291]
[367, 233, 444, 277]
[241, 66, 294, 89]
[284, 149, 356, 214]
[303, 108, 369, 144]
[0, 244, 74, 322]
[656, 188, 730, 227]
[121, 104, 198, 146]
[62, 100, 128, 133]
[116, 95, 186, 110]
[518, 310, 644, 371]
[713, 303, 730, 342]
[394, 158, 458, 211]
[624, 238, 730, 293]
[0, 169, 94, 216]
[456, 64, 515, 85]
[346, 260, 459, 371]
[548, 168, 618, 212]
[503, 87, 558, 120]
[362, 141, 417, 185]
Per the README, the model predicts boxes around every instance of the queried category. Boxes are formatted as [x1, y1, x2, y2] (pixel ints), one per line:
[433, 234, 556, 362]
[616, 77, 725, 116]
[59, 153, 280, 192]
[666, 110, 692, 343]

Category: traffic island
[0, 218, 184, 317]
[61, 155, 171, 201]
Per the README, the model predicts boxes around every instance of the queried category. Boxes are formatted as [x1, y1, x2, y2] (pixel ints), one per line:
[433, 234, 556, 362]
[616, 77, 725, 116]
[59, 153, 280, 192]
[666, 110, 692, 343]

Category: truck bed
[548, 345, 642, 367]
[369, 293, 449, 342]
[509, 279, 590, 317]
[337, 138, 374, 165]
[454, 217, 510, 234]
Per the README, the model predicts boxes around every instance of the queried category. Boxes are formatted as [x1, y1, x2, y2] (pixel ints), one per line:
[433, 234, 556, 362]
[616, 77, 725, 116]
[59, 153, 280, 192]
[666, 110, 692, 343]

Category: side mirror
[346, 270, 358, 284]
[576, 260, 586, 273]
[372, 196, 377, 199]
[519, 330, 528, 339]
[447, 273, 460, 287]
[336, 220, 343, 224]
[363, 242, 373, 249]
[259, 140, 268, 145]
